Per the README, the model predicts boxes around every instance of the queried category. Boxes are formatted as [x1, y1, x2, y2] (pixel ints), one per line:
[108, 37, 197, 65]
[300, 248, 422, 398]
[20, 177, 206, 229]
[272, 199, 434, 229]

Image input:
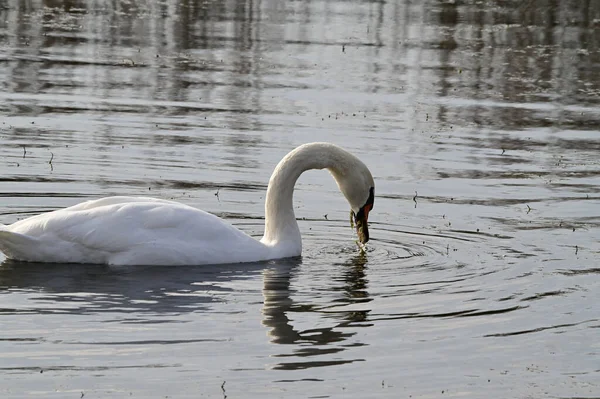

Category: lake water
[1, 0, 599, 397]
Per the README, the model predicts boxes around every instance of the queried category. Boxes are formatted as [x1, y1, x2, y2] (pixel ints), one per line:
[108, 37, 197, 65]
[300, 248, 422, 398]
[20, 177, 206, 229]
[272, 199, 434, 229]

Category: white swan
[0, 142, 375, 266]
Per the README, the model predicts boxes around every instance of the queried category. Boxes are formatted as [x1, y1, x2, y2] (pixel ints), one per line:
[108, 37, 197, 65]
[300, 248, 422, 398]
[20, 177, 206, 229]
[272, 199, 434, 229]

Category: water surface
[1, 0, 599, 398]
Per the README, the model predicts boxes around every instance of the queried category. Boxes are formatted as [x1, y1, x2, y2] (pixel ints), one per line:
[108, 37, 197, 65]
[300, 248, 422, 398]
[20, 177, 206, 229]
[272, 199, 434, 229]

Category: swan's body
[0, 197, 273, 265]
[0, 143, 374, 266]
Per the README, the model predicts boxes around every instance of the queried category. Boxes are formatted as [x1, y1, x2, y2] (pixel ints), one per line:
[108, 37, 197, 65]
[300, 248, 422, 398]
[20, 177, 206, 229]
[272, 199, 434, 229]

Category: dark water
[1, 0, 599, 397]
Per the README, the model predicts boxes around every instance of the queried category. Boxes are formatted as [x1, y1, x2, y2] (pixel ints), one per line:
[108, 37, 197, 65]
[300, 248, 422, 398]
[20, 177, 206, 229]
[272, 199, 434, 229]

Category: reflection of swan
[262, 253, 372, 370]
[0, 259, 271, 316]
[0, 143, 374, 266]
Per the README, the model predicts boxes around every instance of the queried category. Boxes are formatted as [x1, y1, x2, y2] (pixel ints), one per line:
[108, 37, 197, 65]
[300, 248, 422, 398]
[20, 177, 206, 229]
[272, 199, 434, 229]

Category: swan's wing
[6, 196, 178, 233]
[2, 198, 266, 265]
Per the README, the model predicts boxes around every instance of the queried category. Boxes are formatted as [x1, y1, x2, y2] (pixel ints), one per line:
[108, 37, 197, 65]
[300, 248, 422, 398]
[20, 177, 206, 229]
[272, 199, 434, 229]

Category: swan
[0, 142, 375, 266]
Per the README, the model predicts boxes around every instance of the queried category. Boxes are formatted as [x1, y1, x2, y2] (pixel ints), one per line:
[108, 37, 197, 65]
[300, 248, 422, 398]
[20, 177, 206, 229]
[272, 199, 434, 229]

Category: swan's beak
[354, 204, 372, 244]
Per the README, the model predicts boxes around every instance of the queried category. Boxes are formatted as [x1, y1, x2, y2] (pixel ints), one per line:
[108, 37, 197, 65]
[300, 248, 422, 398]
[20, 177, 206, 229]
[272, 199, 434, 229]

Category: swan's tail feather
[0, 226, 40, 261]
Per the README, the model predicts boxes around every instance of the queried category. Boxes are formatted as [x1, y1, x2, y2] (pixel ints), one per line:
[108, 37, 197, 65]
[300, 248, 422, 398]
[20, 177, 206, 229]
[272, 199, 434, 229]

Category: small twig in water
[413, 191, 418, 208]
[49, 152, 54, 171]
[575, 245, 578, 255]
[526, 204, 531, 214]
[221, 381, 227, 398]
[22, 145, 26, 158]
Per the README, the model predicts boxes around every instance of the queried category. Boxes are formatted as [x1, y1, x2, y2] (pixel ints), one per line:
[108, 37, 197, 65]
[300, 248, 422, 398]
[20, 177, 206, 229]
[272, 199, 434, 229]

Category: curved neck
[260, 143, 351, 255]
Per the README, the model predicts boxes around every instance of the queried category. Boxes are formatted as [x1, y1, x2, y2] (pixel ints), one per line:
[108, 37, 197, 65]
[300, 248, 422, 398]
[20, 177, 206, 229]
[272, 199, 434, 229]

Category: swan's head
[330, 154, 375, 244]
